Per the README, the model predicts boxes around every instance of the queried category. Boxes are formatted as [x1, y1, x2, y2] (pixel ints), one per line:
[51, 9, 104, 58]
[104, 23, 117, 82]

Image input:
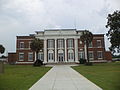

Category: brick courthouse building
[8, 29, 112, 64]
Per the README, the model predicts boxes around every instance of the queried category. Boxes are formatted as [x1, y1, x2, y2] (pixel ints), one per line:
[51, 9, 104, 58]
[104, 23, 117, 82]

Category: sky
[0, 0, 120, 56]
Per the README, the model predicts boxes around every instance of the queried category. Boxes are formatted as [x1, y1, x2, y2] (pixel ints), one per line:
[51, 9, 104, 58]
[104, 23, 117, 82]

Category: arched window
[48, 50, 54, 61]
[68, 50, 74, 61]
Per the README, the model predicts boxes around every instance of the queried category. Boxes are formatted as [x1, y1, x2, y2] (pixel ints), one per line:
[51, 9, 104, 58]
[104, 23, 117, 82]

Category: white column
[55, 39, 57, 63]
[74, 38, 79, 62]
[34, 52, 36, 61]
[65, 38, 67, 62]
[84, 44, 87, 60]
[44, 39, 47, 63]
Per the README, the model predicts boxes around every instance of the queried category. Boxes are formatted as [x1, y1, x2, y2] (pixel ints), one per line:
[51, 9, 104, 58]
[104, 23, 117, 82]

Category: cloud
[106, 0, 120, 11]
[0, 0, 119, 53]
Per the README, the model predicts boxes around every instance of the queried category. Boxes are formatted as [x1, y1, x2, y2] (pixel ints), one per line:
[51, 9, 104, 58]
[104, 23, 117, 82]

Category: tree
[80, 30, 93, 63]
[30, 38, 43, 60]
[106, 10, 120, 53]
[0, 44, 5, 54]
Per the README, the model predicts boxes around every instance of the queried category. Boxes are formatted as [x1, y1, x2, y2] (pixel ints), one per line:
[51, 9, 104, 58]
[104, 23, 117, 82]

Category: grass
[0, 64, 51, 90]
[72, 62, 120, 90]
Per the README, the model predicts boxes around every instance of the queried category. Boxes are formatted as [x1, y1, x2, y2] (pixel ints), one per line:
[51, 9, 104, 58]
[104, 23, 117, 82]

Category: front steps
[45, 62, 79, 65]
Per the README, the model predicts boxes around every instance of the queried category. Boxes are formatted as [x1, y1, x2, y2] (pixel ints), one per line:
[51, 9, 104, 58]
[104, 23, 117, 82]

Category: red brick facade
[10, 36, 35, 64]
[8, 30, 112, 64]
[8, 53, 17, 64]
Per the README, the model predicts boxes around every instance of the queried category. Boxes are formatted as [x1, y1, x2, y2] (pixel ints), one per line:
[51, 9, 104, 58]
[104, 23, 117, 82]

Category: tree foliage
[0, 44, 5, 54]
[80, 30, 93, 63]
[30, 38, 43, 60]
[106, 10, 120, 53]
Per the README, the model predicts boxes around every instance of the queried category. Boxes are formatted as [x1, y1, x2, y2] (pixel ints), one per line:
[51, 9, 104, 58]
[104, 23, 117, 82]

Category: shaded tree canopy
[80, 30, 93, 45]
[0, 44, 5, 54]
[30, 38, 43, 60]
[106, 10, 120, 53]
[80, 30, 93, 63]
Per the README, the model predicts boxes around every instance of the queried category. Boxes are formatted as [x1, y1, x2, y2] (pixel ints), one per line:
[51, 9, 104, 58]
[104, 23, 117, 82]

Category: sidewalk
[29, 65, 102, 90]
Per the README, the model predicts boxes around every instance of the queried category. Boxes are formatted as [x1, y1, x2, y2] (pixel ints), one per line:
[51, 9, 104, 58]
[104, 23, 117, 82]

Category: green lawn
[0, 65, 51, 90]
[72, 62, 120, 90]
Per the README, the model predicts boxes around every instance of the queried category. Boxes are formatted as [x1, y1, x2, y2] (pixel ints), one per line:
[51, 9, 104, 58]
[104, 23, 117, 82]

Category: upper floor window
[19, 53, 24, 61]
[48, 40, 54, 48]
[97, 51, 103, 59]
[97, 40, 101, 48]
[29, 41, 31, 49]
[68, 39, 73, 48]
[88, 42, 92, 48]
[20, 42, 24, 49]
[28, 52, 33, 61]
[58, 39, 64, 48]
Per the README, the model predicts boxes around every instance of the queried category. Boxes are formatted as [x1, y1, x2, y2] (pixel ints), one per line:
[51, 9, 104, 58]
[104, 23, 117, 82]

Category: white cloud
[106, 0, 120, 11]
[0, 0, 119, 54]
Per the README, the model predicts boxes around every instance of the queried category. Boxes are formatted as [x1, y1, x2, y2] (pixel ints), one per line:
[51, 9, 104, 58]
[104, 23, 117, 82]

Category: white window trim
[88, 42, 93, 48]
[48, 53, 54, 61]
[20, 42, 24, 49]
[29, 41, 31, 49]
[89, 51, 94, 60]
[68, 50, 74, 61]
[48, 50, 54, 61]
[58, 39, 64, 49]
[68, 39, 73, 48]
[78, 51, 84, 59]
[58, 53, 64, 61]
[97, 40, 101, 48]
[19, 52, 24, 61]
[38, 52, 44, 61]
[28, 52, 33, 61]
[48, 40, 54, 49]
[97, 51, 103, 59]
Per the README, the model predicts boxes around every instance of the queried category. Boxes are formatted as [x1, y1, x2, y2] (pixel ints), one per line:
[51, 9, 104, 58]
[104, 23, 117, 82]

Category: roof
[45, 29, 76, 31]
[93, 34, 104, 36]
[16, 36, 34, 39]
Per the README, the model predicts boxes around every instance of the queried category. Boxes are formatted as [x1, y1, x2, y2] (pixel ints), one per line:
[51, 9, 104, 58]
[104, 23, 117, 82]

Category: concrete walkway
[29, 65, 102, 90]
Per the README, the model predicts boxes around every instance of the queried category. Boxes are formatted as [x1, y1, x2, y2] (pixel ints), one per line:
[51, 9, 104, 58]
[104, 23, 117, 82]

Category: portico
[36, 29, 80, 63]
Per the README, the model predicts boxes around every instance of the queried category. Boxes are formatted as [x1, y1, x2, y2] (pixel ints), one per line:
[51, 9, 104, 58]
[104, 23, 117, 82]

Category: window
[48, 40, 54, 48]
[68, 53, 74, 60]
[38, 53, 44, 61]
[88, 42, 92, 48]
[58, 39, 64, 48]
[97, 51, 103, 59]
[20, 42, 24, 49]
[68, 50, 74, 60]
[29, 41, 31, 49]
[19, 53, 24, 61]
[78, 52, 84, 60]
[28, 52, 33, 61]
[79, 40, 82, 44]
[48, 53, 54, 60]
[89, 51, 94, 60]
[58, 53, 64, 61]
[68, 39, 73, 48]
[97, 40, 101, 48]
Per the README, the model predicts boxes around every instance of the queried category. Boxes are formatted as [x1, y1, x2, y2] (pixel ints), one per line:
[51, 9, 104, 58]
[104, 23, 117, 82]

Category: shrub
[85, 62, 93, 66]
[33, 59, 43, 67]
[79, 58, 86, 64]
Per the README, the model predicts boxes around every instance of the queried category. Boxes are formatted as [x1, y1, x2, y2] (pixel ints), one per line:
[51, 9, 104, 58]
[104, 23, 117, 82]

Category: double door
[58, 53, 64, 62]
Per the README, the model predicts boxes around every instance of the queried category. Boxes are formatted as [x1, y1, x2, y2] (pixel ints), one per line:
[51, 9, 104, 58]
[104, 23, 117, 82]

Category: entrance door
[58, 53, 64, 62]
